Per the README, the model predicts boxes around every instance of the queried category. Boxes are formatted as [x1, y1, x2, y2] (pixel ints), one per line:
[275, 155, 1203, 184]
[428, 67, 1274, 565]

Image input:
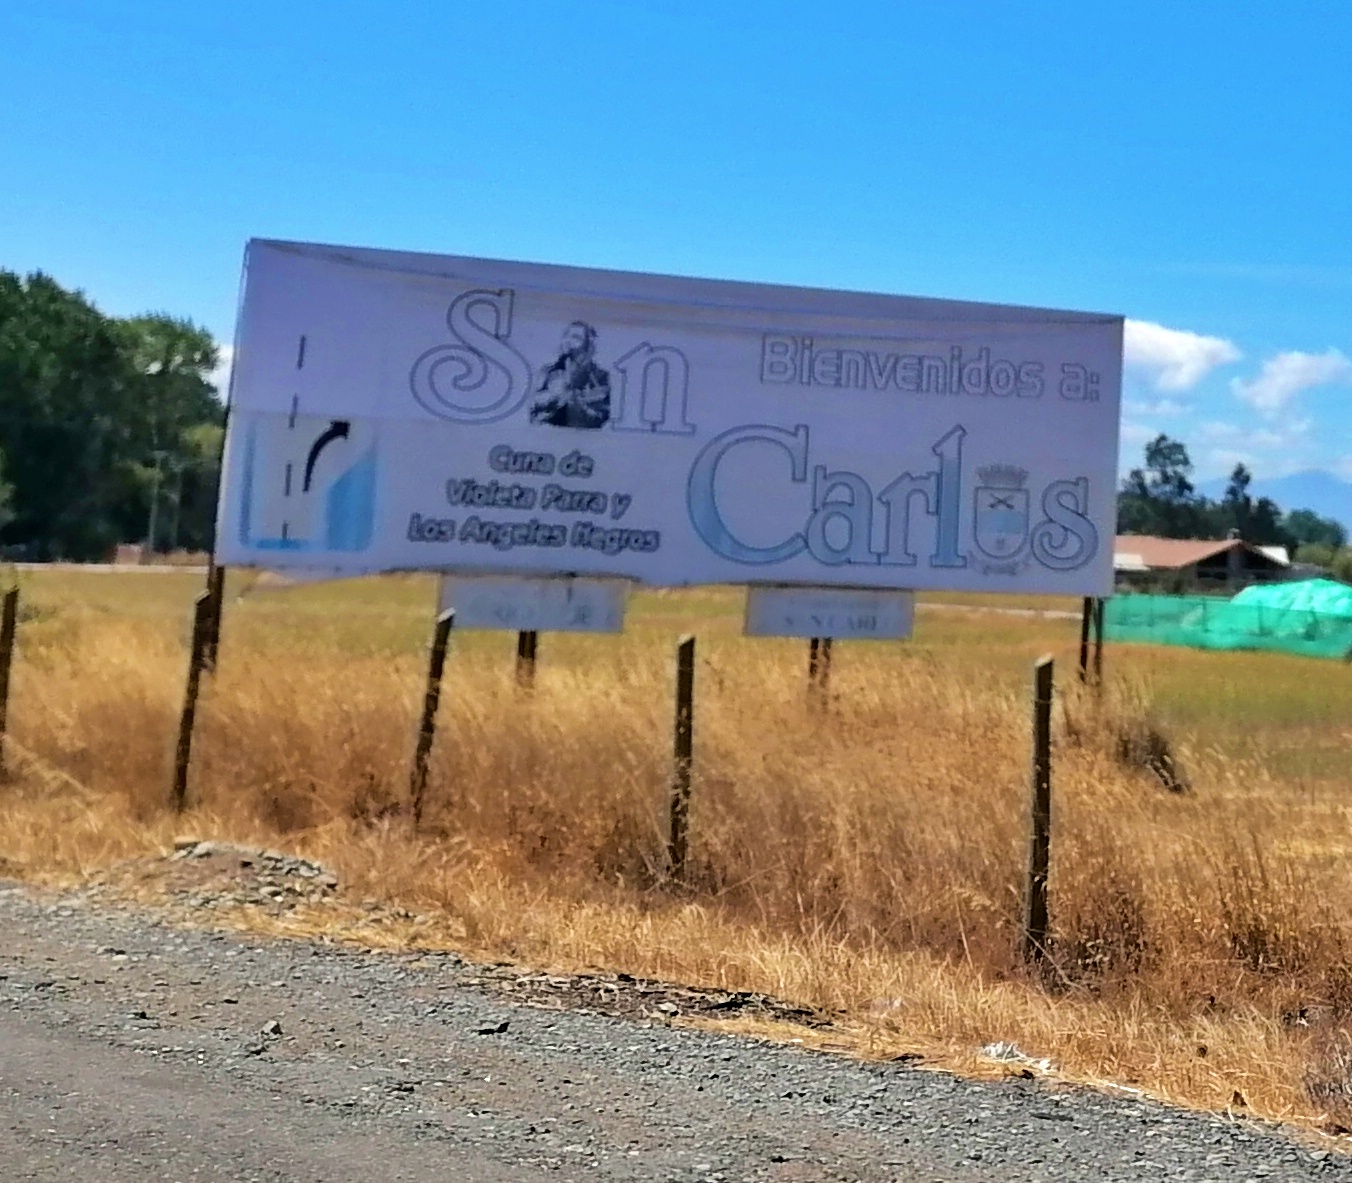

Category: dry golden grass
[3, 569, 1352, 1138]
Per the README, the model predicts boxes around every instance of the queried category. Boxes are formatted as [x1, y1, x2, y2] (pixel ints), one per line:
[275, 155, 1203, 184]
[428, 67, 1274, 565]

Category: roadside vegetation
[1119, 433, 1349, 569]
[1, 570, 1351, 1136]
[0, 271, 223, 561]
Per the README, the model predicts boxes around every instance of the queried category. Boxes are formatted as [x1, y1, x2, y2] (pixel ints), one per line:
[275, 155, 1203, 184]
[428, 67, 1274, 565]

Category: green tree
[0, 271, 139, 558]
[1296, 542, 1337, 568]
[167, 421, 225, 552]
[1247, 496, 1291, 547]
[1117, 434, 1208, 538]
[1284, 508, 1348, 549]
[111, 315, 223, 552]
[1220, 463, 1252, 537]
[0, 272, 223, 559]
[0, 448, 13, 533]
[118, 314, 220, 437]
[1332, 548, 1352, 585]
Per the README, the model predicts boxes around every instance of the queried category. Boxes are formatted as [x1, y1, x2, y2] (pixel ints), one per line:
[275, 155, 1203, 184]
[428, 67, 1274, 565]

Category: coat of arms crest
[973, 464, 1030, 562]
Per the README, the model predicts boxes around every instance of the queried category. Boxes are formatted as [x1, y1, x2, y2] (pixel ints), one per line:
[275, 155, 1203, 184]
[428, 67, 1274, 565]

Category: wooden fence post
[203, 564, 226, 673]
[668, 634, 696, 883]
[1022, 655, 1054, 964]
[1078, 597, 1092, 683]
[807, 636, 833, 702]
[171, 591, 212, 812]
[515, 629, 538, 689]
[410, 610, 455, 828]
[0, 587, 18, 780]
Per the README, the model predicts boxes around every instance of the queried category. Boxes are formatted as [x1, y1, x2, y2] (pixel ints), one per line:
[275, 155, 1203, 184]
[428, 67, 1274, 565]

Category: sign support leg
[1093, 597, 1105, 688]
[203, 564, 226, 673]
[171, 591, 212, 811]
[1022, 656, 1054, 964]
[1078, 597, 1092, 683]
[807, 636, 833, 703]
[410, 610, 455, 829]
[668, 635, 696, 884]
[515, 629, 538, 689]
[0, 587, 18, 781]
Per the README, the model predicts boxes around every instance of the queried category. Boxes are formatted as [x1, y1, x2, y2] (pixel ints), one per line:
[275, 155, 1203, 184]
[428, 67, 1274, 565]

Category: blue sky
[4, 1, 1351, 483]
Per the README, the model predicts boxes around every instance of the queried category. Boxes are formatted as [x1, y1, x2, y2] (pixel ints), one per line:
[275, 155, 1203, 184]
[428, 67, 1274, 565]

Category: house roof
[1112, 535, 1288, 570]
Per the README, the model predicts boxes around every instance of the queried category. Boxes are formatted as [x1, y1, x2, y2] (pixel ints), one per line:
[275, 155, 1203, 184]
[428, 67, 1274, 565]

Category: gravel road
[0, 881, 1345, 1182]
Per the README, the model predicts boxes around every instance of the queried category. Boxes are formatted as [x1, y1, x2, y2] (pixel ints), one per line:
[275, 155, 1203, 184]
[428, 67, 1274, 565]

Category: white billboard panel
[216, 240, 1123, 595]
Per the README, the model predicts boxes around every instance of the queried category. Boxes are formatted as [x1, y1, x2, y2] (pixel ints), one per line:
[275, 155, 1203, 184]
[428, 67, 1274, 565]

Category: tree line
[1118, 433, 1351, 580]
[0, 270, 224, 560]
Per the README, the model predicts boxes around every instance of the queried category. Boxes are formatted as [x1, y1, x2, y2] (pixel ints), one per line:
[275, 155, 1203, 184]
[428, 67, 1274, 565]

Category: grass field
[3, 567, 1352, 1136]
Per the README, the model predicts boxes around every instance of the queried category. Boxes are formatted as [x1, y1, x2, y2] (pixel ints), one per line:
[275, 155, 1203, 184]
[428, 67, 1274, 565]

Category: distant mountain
[1195, 470, 1352, 532]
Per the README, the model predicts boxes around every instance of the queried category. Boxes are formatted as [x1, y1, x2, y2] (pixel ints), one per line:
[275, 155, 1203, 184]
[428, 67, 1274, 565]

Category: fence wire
[1105, 580, 1352, 660]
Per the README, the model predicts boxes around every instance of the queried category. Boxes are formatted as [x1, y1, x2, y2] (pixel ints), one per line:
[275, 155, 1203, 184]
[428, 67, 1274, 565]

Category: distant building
[1114, 534, 1291, 589]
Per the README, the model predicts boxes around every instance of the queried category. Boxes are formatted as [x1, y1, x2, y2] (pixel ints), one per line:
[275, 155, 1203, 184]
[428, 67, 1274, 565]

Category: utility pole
[146, 450, 168, 558]
[168, 458, 186, 552]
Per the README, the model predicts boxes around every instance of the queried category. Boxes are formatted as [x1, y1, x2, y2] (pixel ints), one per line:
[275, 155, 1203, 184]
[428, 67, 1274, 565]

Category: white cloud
[1199, 420, 1243, 443]
[1119, 421, 1158, 448]
[1205, 448, 1253, 475]
[1256, 419, 1313, 449]
[1123, 319, 1241, 391]
[1231, 348, 1352, 414]
[1201, 416, 1311, 446]
[1124, 397, 1187, 417]
[1197, 417, 1313, 478]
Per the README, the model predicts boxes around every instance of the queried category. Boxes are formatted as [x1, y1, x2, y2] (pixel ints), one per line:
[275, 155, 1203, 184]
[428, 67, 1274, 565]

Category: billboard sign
[215, 240, 1122, 595]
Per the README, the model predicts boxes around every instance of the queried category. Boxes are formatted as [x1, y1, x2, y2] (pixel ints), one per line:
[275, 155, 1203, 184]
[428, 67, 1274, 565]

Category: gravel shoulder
[0, 880, 1346, 1182]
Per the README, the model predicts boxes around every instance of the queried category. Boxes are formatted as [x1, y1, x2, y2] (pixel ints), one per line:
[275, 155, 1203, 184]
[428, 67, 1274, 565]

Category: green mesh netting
[1104, 579, 1352, 660]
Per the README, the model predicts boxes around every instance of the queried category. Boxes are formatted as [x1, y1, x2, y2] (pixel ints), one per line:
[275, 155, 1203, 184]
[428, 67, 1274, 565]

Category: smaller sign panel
[744, 586, 915, 640]
[438, 576, 629, 633]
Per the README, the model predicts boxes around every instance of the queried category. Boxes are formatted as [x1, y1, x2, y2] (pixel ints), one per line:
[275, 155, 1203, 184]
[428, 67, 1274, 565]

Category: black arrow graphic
[303, 420, 351, 492]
